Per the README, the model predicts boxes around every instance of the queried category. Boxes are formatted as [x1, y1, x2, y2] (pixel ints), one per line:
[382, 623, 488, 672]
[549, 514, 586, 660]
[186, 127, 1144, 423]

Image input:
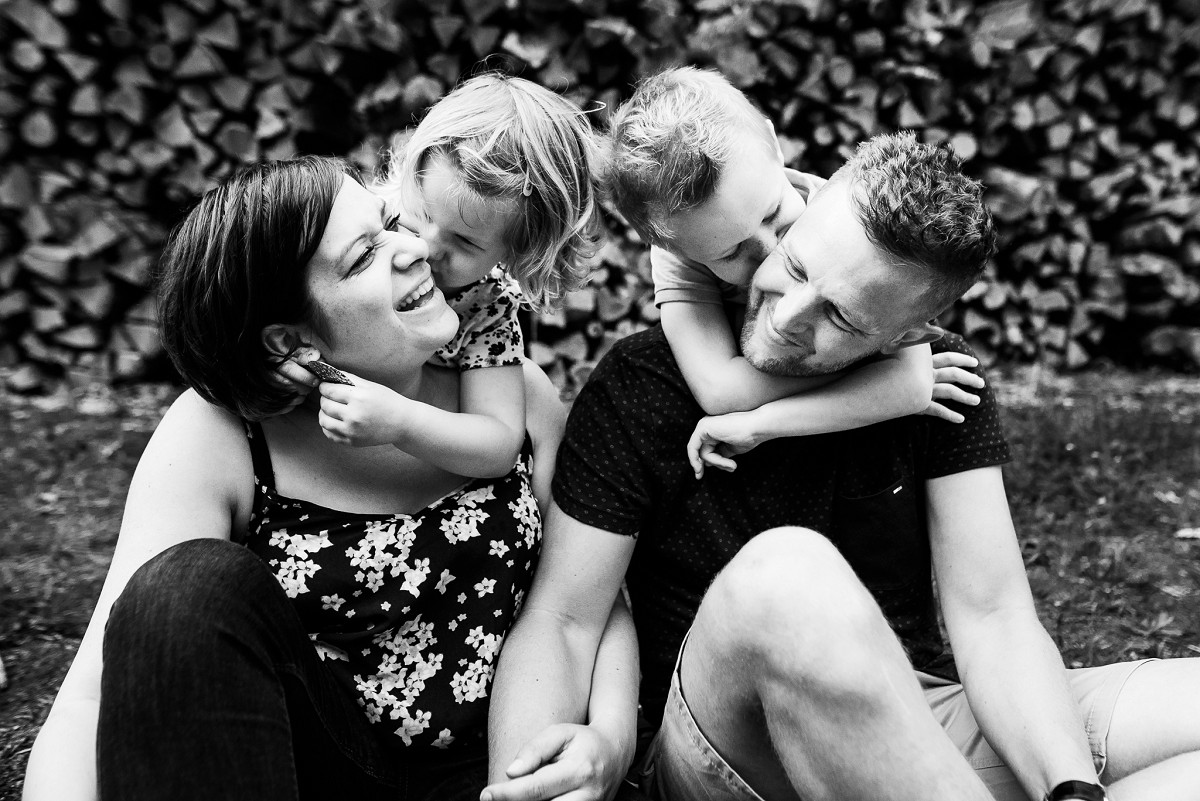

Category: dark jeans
[98, 538, 487, 801]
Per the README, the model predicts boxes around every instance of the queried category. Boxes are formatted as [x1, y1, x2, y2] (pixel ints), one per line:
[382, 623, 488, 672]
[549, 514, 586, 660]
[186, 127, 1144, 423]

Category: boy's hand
[923, 351, 984, 423]
[481, 723, 625, 801]
[266, 356, 321, 415]
[686, 412, 763, 479]
[316, 371, 412, 447]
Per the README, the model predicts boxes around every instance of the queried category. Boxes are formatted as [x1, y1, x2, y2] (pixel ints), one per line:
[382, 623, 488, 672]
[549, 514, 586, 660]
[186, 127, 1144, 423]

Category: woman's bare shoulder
[135, 389, 255, 522]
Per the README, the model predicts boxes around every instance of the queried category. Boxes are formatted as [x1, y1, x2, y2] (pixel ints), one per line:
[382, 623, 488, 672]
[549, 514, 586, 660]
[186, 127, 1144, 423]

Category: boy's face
[741, 180, 937, 377]
[661, 132, 806, 286]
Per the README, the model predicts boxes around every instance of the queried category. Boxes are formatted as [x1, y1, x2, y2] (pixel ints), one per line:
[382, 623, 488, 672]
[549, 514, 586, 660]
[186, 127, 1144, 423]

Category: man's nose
[772, 286, 818, 337]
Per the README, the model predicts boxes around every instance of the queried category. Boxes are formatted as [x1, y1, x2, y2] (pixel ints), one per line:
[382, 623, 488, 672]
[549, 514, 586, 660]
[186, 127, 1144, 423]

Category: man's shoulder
[594, 325, 675, 375]
[932, 331, 973, 357]
[573, 325, 694, 414]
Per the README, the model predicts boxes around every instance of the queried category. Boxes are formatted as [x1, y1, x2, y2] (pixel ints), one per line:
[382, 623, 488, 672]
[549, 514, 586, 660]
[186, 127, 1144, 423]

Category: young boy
[604, 67, 982, 475]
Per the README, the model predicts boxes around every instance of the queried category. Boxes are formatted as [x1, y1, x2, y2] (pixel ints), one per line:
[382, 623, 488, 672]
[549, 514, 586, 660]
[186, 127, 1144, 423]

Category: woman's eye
[349, 245, 375, 275]
[384, 214, 403, 232]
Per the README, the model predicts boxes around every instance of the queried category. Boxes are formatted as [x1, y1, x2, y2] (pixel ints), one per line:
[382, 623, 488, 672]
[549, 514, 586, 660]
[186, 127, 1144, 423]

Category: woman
[22, 156, 637, 801]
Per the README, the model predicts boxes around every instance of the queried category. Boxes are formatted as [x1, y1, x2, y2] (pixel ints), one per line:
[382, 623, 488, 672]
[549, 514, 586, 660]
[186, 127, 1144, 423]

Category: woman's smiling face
[302, 176, 460, 380]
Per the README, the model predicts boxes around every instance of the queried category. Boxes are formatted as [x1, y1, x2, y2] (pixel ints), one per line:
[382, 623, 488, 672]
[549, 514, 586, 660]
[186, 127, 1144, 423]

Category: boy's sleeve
[431, 271, 525, 371]
[651, 246, 746, 307]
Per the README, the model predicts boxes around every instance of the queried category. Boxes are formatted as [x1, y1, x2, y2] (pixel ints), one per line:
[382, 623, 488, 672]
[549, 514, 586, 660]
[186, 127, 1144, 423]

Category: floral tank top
[236, 421, 541, 753]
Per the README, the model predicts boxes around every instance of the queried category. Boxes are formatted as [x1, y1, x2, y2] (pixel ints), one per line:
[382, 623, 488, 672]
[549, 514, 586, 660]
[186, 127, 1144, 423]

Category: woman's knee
[106, 539, 279, 651]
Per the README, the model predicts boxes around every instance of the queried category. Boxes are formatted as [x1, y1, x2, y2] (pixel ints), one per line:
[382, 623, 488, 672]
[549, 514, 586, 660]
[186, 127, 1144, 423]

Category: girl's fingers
[701, 452, 738, 472]
[923, 402, 966, 424]
[931, 384, 981, 406]
[930, 352, 978, 369]
[319, 396, 346, 420]
[931, 366, 985, 388]
[316, 381, 353, 401]
[277, 360, 320, 389]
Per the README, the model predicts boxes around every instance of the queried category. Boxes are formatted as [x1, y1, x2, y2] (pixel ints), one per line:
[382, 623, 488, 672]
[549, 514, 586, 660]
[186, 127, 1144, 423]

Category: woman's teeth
[396, 278, 435, 312]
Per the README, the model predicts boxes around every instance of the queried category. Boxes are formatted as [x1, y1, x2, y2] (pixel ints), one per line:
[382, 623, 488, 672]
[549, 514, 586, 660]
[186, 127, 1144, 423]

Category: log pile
[0, 0, 1197, 397]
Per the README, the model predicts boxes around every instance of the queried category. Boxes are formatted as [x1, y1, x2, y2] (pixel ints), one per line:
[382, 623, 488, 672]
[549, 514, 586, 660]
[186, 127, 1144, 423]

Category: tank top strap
[241, 419, 276, 493]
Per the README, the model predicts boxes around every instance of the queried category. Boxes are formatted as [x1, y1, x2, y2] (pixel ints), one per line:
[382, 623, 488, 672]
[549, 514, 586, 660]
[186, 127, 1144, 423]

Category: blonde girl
[280, 73, 602, 479]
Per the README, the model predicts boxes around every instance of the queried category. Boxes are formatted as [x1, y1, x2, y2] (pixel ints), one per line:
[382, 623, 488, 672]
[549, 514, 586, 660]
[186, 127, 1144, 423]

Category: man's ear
[880, 321, 944, 355]
[261, 323, 316, 360]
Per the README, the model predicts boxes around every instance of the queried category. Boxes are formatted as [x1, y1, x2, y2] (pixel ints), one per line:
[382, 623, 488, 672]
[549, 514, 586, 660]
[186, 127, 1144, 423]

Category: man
[485, 70, 1200, 801]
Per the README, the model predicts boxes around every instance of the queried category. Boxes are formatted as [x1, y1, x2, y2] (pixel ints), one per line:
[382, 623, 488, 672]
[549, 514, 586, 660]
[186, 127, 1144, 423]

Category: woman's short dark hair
[157, 155, 352, 420]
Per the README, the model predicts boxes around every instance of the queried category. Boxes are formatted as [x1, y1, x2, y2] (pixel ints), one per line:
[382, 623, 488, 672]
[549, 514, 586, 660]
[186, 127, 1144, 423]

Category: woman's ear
[261, 324, 315, 359]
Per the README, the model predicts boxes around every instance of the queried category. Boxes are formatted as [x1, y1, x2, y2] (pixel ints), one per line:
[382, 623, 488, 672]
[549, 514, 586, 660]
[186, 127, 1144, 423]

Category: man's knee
[691, 527, 903, 717]
[708, 527, 882, 653]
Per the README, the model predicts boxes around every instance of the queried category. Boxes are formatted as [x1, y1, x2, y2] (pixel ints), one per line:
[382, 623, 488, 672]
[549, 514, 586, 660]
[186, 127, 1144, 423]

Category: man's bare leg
[677, 527, 994, 801]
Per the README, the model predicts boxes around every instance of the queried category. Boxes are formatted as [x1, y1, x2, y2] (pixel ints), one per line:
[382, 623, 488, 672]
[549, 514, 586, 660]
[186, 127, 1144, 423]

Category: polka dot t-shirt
[236, 423, 541, 754]
[551, 326, 1011, 726]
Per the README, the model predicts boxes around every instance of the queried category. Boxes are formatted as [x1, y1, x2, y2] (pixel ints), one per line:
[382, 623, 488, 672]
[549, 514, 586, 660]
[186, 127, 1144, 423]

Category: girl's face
[303, 176, 459, 381]
[418, 153, 519, 293]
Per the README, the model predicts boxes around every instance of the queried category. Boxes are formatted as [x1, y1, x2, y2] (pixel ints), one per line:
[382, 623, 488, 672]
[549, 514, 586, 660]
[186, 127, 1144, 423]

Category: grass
[1, 367, 1198, 798]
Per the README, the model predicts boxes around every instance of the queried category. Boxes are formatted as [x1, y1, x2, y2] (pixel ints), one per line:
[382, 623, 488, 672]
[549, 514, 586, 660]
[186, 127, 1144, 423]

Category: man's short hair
[605, 66, 775, 246]
[830, 131, 997, 318]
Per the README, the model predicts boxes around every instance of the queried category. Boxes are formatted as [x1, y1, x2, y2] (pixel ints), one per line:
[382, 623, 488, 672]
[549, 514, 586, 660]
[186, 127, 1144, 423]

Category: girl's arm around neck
[313, 364, 527, 479]
[398, 363, 526, 478]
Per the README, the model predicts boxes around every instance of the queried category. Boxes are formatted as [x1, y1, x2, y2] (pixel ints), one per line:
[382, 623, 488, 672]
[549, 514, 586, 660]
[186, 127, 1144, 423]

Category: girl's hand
[481, 723, 628, 801]
[316, 372, 412, 447]
[923, 351, 984, 424]
[686, 412, 762, 479]
[265, 356, 321, 415]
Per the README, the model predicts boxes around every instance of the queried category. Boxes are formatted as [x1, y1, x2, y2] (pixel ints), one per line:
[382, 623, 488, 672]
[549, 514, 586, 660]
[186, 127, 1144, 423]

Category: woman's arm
[687, 345, 935, 475]
[660, 300, 837, 415]
[23, 392, 247, 801]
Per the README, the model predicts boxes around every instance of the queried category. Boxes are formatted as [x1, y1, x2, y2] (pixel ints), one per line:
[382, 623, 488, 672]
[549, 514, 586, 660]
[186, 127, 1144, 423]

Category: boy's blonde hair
[384, 73, 602, 311]
[606, 66, 777, 247]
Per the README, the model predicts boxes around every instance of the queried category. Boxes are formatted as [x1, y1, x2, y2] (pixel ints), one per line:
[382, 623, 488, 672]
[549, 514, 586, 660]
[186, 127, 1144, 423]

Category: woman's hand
[481, 722, 630, 801]
[922, 351, 984, 424]
[316, 372, 413, 447]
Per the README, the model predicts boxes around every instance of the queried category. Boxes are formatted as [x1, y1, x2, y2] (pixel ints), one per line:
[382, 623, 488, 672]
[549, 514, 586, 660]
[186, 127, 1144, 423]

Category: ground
[1, 366, 1198, 798]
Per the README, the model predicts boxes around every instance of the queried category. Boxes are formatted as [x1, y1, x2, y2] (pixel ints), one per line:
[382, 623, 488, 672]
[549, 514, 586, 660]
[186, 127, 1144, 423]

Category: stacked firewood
[0, 0, 1197, 396]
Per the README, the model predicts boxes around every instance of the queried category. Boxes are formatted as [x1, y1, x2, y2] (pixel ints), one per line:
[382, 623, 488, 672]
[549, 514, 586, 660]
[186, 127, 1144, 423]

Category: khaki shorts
[637, 640, 1153, 801]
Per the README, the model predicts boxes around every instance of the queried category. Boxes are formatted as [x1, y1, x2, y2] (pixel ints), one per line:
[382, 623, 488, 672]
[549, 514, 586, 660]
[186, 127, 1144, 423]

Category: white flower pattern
[244, 427, 541, 753]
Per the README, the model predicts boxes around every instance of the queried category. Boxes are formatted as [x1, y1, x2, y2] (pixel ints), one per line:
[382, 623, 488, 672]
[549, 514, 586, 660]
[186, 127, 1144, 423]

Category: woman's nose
[420, 222, 446, 262]
[391, 233, 429, 271]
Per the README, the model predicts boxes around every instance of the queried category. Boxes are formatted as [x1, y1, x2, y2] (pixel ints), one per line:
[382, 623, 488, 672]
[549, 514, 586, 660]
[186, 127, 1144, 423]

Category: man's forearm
[955, 609, 1099, 798]
[488, 609, 598, 782]
[586, 596, 639, 762]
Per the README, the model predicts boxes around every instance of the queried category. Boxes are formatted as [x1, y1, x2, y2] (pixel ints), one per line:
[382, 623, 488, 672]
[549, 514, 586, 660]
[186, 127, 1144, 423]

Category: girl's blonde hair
[383, 73, 603, 311]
